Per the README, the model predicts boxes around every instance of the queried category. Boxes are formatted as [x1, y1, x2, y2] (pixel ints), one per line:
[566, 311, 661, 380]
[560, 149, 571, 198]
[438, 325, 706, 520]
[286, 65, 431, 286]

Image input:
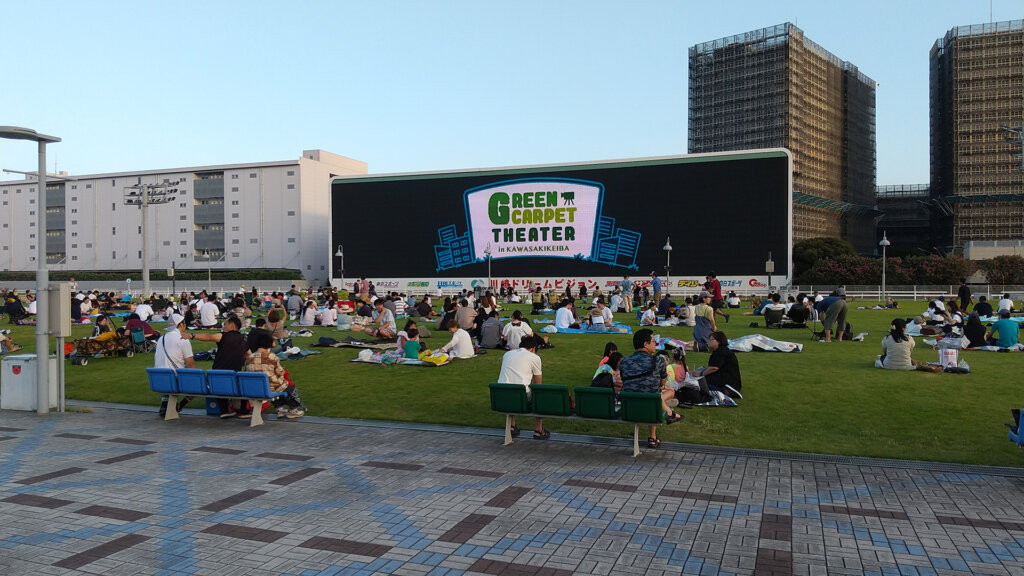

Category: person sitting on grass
[502, 310, 533, 350]
[497, 334, 547, 439]
[362, 299, 396, 339]
[401, 328, 421, 359]
[478, 310, 503, 349]
[439, 319, 475, 359]
[554, 300, 580, 330]
[972, 295, 993, 318]
[246, 330, 306, 419]
[963, 313, 987, 348]
[986, 310, 1020, 348]
[699, 331, 742, 399]
[640, 302, 658, 326]
[0, 329, 22, 353]
[874, 318, 917, 370]
[666, 347, 708, 405]
[620, 328, 683, 450]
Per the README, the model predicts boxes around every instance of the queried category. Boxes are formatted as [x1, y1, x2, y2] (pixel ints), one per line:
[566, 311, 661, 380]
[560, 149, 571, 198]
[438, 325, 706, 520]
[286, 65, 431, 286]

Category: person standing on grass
[620, 275, 634, 312]
[692, 291, 716, 351]
[193, 315, 251, 418]
[154, 313, 196, 418]
[651, 273, 662, 305]
[958, 279, 973, 310]
[815, 287, 849, 343]
[705, 272, 730, 324]
[620, 329, 682, 450]
[497, 334, 547, 440]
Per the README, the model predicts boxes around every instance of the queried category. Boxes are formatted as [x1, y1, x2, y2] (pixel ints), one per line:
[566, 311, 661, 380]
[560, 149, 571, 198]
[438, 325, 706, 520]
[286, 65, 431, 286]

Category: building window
[85, 243, 92, 248]
[287, 184, 295, 190]
[71, 220, 77, 225]
[29, 198, 35, 204]
[180, 215, 187, 220]
[112, 179, 116, 186]
[112, 227, 116, 235]
[179, 202, 187, 208]
[71, 196, 76, 201]
[2, 224, 6, 228]
[232, 239, 239, 244]
[249, 172, 257, 178]
[71, 256, 77, 261]
[231, 187, 239, 192]
[112, 203, 116, 211]
[138, 250, 142, 258]
[180, 240, 187, 245]
[180, 228, 187, 233]
[287, 211, 295, 216]
[230, 200, 238, 205]
[321, 265, 325, 270]
[71, 243, 77, 249]
[287, 238, 296, 243]
[138, 225, 142, 234]
[86, 184, 91, 189]
[231, 213, 239, 218]
[29, 211, 35, 216]
[249, 238, 258, 244]
[112, 251, 116, 259]
[29, 222, 34, 227]
[180, 253, 187, 258]
[2, 201, 6, 206]
[71, 231, 77, 236]
[287, 170, 295, 176]
[232, 252, 240, 257]
[231, 226, 239, 231]
[29, 234, 35, 239]
[71, 208, 77, 213]
[231, 174, 238, 179]
[163, 241, 170, 246]
[71, 186, 76, 190]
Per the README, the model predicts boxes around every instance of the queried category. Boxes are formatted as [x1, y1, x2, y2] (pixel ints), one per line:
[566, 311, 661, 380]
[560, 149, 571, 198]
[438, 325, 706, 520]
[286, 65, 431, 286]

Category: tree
[977, 255, 1024, 285]
[792, 237, 857, 283]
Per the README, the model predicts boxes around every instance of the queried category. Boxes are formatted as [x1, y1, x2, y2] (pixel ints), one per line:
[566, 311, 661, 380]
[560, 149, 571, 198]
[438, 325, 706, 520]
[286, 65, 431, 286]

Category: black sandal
[665, 412, 683, 425]
[510, 425, 521, 437]
[647, 437, 661, 448]
[533, 429, 550, 440]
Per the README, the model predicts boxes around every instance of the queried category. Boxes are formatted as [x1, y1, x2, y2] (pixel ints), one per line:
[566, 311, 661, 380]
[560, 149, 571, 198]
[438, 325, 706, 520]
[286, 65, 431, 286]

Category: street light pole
[879, 231, 891, 303]
[485, 243, 492, 289]
[124, 179, 179, 297]
[335, 244, 344, 292]
[0, 126, 61, 415]
[662, 237, 672, 287]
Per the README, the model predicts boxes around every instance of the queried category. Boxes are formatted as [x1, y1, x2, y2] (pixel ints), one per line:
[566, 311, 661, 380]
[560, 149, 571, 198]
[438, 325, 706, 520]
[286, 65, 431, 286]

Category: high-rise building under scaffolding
[689, 23, 878, 253]
[930, 20, 1024, 252]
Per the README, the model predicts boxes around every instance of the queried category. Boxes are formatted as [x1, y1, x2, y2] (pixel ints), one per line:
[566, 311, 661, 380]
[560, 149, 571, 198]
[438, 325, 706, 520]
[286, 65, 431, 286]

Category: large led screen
[330, 150, 791, 281]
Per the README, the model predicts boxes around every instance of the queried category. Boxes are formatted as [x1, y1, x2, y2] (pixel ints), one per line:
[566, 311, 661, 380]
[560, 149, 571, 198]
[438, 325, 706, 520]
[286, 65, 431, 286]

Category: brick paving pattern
[1, 406, 1024, 575]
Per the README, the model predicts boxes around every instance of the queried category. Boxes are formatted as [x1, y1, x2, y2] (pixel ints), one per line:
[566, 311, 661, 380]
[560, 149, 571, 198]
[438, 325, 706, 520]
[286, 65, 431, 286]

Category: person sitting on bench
[497, 334, 547, 439]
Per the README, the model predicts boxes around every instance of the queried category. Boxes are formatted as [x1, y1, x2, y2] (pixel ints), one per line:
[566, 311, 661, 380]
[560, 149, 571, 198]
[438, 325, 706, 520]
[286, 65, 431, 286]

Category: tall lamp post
[663, 237, 672, 287]
[202, 250, 224, 293]
[335, 244, 344, 292]
[124, 179, 181, 297]
[0, 126, 61, 415]
[485, 243, 492, 289]
[879, 231, 891, 303]
[765, 252, 775, 294]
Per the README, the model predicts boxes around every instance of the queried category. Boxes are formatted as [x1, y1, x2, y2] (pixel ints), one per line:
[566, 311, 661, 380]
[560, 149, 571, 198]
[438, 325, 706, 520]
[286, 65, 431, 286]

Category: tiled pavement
[1, 406, 1024, 575]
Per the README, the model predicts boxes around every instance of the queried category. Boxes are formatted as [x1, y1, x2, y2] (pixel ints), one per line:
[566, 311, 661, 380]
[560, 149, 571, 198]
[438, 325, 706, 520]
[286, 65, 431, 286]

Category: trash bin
[1, 354, 58, 411]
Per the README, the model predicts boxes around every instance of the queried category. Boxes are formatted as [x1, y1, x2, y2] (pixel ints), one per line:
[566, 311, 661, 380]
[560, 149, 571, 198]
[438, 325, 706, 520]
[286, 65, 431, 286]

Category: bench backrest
[146, 367, 178, 394]
[488, 383, 529, 413]
[176, 368, 209, 395]
[618, 392, 666, 424]
[574, 387, 617, 419]
[207, 369, 240, 396]
[530, 384, 572, 416]
[237, 372, 275, 398]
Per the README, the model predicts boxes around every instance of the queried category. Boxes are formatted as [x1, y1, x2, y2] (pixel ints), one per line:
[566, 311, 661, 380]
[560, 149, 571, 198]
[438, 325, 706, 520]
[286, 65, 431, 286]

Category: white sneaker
[286, 408, 305, 419]
[277, 407, 288, 418]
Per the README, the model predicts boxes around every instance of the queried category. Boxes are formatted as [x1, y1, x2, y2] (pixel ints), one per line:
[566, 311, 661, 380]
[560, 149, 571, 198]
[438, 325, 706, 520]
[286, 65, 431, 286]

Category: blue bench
[146, 368, 287, 426]
[488, 383, 668, 457]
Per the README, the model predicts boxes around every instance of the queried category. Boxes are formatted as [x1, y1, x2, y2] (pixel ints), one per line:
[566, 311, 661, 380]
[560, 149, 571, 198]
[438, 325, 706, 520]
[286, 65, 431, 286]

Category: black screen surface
[331, 151, 790, 281]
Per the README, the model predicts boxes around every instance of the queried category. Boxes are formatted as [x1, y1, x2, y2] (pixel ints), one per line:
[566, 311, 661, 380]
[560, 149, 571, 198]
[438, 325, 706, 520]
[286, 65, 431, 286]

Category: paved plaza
[1, 405, 1024, 576]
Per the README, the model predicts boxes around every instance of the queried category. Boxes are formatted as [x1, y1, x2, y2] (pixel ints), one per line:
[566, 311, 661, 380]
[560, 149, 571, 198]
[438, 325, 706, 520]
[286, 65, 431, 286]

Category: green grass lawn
[11, 301, 1024, 467]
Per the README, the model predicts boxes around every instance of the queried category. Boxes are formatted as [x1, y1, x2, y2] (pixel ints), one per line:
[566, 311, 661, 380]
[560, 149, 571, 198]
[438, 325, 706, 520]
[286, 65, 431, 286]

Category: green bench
[488, 383, 667, 457]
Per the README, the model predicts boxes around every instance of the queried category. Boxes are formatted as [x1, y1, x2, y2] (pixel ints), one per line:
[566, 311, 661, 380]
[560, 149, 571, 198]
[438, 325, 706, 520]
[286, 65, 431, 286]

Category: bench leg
[250, 400, 265, 427]
[633, 424, 641, 457]
[165, 394, 180, 421]
[503, 414, 514, 446]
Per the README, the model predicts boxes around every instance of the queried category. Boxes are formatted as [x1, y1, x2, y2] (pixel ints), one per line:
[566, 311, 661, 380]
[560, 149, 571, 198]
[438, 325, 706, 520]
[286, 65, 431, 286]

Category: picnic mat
[540, 323, 633, 334]
[314, 336, 397, 350]
[727, 334, 803, 353]
[350, 351, 451, 367]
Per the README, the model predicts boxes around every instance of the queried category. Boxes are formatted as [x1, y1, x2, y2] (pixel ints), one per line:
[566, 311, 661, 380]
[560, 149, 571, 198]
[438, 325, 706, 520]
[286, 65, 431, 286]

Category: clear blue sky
[1, 1, 1018, 185]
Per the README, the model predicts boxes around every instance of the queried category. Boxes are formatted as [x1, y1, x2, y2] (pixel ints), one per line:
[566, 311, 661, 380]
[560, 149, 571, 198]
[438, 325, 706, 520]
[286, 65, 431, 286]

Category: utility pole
[124, 179, 182, 297]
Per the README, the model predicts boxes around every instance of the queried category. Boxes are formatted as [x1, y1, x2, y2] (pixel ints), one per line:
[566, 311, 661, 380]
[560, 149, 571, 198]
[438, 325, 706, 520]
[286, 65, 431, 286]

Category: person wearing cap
[814, 288, 849, 343]
[692, 291, 716, 351]
[154, 313, 196, 418]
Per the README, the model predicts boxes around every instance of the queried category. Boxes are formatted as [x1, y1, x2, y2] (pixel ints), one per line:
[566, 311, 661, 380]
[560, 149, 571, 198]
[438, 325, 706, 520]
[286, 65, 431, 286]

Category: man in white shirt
[496, 334, 546, 439]
[199, 295, 220, 328]
[610, 291, 625, 313]
[641, 302, 658, 326]
[439, 319, 475, 359]
[998, 293, 1015, 313]
[134, 300, 154, 322]
[154, 313, 196, 418]
[554, 301, 580, 330]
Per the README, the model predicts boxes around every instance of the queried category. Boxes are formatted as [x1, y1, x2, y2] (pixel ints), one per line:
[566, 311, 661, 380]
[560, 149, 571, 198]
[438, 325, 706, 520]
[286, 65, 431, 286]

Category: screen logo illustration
[434, 178, 640, 272]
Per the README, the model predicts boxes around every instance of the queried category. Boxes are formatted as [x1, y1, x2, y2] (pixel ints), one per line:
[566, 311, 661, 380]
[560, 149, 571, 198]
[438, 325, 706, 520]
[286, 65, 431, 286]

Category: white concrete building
[0, 150, 366, 284]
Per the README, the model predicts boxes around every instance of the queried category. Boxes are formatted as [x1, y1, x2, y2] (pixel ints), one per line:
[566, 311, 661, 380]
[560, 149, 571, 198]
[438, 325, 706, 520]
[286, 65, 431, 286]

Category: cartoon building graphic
[434, 225, 474, 271]
[591, 216, 640, 269]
